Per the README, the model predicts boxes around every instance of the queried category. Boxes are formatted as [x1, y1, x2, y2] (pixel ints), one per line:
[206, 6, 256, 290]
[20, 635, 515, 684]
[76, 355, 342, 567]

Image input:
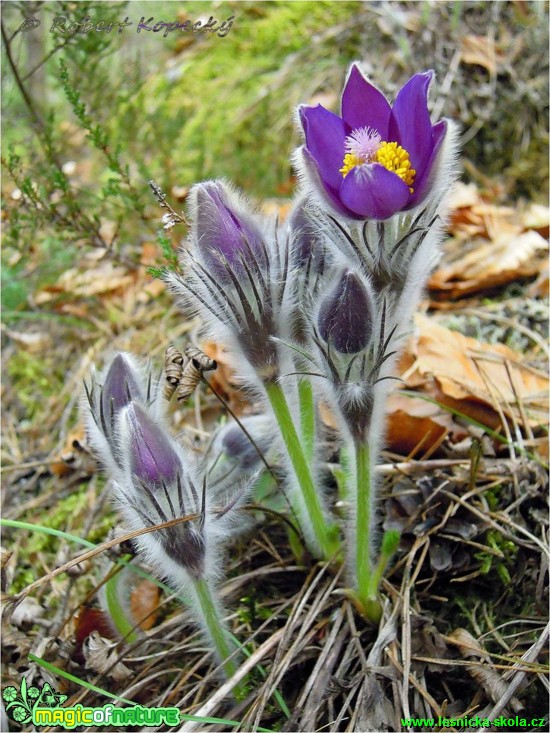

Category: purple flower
[318, 269, 374, 354]
[297, 64, 448, 220]
[124, 403, 181, 486]
[194, 181, 265, 282]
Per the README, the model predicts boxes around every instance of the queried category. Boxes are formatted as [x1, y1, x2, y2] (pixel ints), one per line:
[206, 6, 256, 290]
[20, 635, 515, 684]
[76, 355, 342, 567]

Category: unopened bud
[194, 181, 265, 280]
[220, 416, 271, 470]
[124, 404, 181, 485]
[101, 354, 143, 427]
[318, 269, 374, 354]
[287, 200, 322, 268]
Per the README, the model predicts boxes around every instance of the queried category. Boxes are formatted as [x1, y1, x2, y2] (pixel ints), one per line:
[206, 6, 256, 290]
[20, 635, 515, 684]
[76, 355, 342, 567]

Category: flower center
[340, 129, 416, 193]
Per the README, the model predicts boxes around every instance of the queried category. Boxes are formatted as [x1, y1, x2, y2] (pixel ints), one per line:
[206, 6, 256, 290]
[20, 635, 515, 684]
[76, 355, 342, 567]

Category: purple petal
[299, 147, 351, 217]
[341, 64, 391, 137]
[406, 119, 448, 209]
[388, 72, 434, 175]
[299, 105, 347, 191]
[126, 404, 181, 485]
[339, 164, 411, 220]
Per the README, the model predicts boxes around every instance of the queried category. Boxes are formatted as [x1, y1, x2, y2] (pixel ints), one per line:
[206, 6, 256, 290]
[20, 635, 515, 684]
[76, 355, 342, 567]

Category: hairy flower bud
[123, 403, 181, 485]
[220, 416, 273, 471]
[287, 199, 324, 269]
[317, 269, 374, 354]
[84, 352, 156, 473]
[101, 354, 143, 431]
[195, 181, 265, 282]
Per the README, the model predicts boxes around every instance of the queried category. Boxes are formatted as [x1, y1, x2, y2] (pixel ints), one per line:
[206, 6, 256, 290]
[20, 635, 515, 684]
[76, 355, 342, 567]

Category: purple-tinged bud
[194, 181, 265, 281]
[318, 269, 374, 354]
[288, 201, 321, 267]
[124, 404, 181, 485]
[220, 417, 270, 470]
[101, 354, 143, 425]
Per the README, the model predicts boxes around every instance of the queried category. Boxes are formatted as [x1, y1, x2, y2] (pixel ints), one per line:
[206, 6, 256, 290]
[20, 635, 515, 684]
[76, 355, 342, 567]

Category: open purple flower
[297, 64, 448, 220]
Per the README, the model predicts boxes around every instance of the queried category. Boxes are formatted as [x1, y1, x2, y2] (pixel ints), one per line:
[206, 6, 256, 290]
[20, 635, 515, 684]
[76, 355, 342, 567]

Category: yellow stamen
[339, 153, 364, 177]
[340, 140, 416, 193]
[376, 141, 415, 192]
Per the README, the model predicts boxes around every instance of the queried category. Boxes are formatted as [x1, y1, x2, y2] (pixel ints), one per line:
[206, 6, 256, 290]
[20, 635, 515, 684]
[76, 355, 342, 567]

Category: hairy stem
[192, 577, 246, 698]
[265, 381, 339, 560]
[298, 378, 315, 463]
[355, 439, 373, 605]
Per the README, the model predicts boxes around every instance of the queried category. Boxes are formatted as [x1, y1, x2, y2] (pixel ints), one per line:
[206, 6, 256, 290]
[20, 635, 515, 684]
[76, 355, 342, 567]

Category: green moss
[118, 1, 361, 197]
[7, 351, 65, 420]
[11, 486, 91, 593]
[475, 529, 518, 585]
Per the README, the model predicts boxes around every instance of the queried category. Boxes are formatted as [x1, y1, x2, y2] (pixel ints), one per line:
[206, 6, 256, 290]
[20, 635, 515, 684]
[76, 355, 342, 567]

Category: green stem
[355, 439, 373, 605]
[265, 381, 338, 560]
[104, 559, 138, 643]
[368, 529, 400, 598]
[298, 378, 315, 463]
[193, 577, 246, 698]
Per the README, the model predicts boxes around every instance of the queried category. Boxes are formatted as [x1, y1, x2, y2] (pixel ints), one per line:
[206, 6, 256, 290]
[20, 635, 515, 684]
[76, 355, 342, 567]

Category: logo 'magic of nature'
[3, 679, 67, 725]
[3, 679, 180, 729]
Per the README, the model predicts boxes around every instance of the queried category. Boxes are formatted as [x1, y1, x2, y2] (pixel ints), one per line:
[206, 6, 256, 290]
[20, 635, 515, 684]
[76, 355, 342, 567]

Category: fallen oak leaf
[429, 230, 547, 298]
[405, 315, 548, 431]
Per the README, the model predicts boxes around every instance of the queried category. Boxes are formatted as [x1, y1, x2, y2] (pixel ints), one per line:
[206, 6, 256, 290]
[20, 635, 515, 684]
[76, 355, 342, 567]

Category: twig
[148, 180, 189, 230]
[485, 622, 550, 719]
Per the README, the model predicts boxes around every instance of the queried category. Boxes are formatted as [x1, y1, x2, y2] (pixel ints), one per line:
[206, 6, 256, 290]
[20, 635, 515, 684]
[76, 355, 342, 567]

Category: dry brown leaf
[129, 579, 160, 631]
[4, 329, 52, 353]
[35, 261, 135, 303]
[82, 631, 132, 681]
[139, 241, 159, 266]
[10, 597, 44, 629]
[521, 203, 550, 237]
[385, 391, 467, 457]
[404, 315, 548, 430]
[447, 181, 480, 212]
[201, 341, 251, 415]
[460, 34, 506, 75]
[430, 230, 548, 297]
[432, 183, 549, 297]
